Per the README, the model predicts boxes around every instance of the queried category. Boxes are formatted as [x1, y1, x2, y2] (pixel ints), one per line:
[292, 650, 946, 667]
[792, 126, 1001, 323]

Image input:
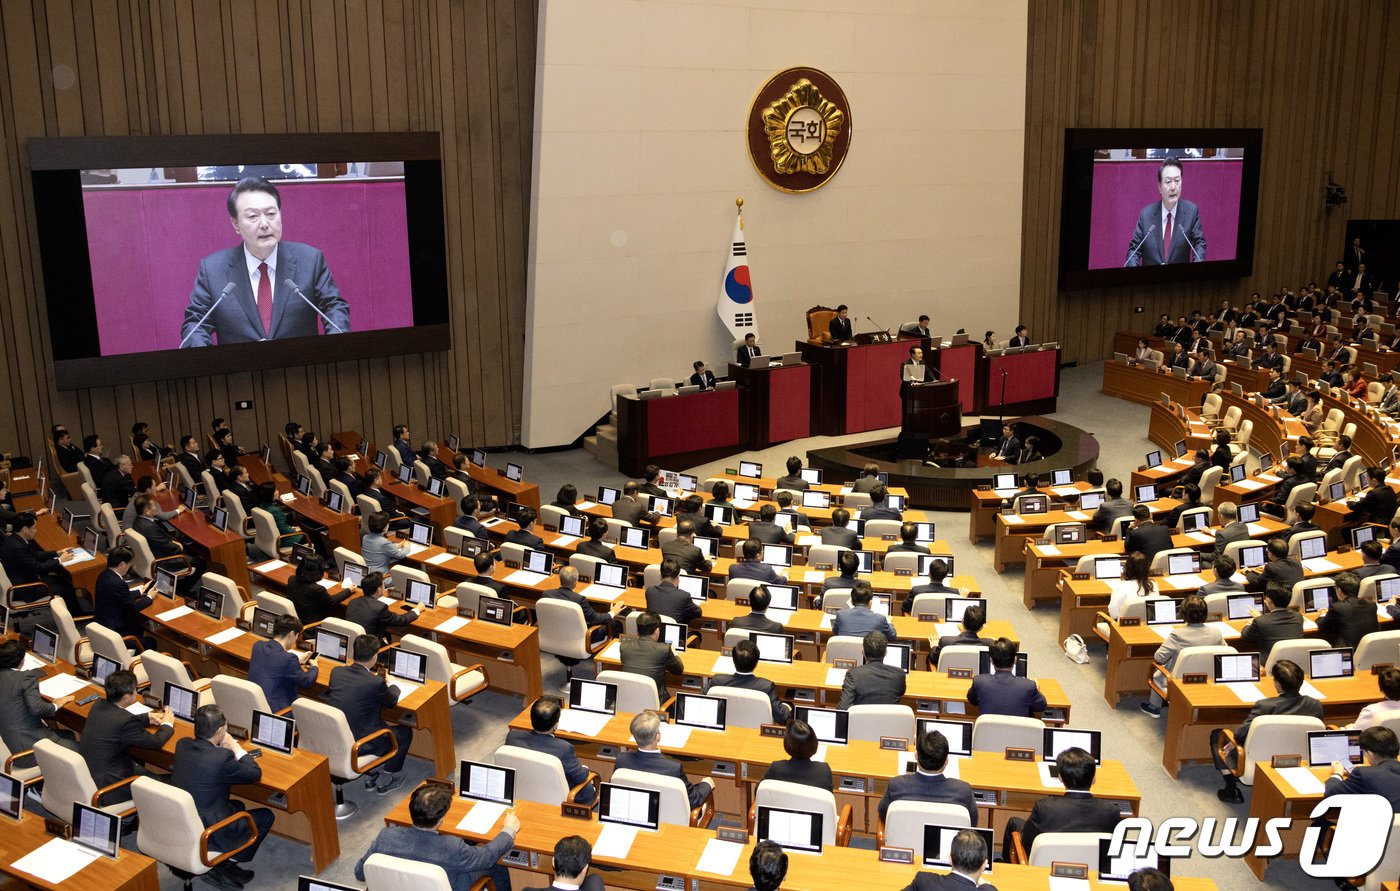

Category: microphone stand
[1123, 224, 1158, 267]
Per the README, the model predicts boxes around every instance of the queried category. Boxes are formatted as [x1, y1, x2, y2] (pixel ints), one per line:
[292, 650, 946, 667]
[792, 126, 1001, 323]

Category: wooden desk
[166, 506, 252, 592]
[967, 482, 1096, 545]
[34, 513, 106, 595]
[411, 606, 543, 702]
[1102, 361, 1210, 407]
[141, 594, 457, 780]
[616, 388, 744, 477]
[729, 360, 813, 448]
[993, 498, 1180, 573]
[279, 491, 361, 553]
[430, 442, 542, 510]
[0, 811, 159, 890]
[380, 797, 1220, 891]
[381, 478, 455, 538]
[1241, 764, 1327, 879]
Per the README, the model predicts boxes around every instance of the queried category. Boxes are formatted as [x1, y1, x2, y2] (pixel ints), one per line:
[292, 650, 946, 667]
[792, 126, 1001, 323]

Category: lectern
[901, 379, 961, 444]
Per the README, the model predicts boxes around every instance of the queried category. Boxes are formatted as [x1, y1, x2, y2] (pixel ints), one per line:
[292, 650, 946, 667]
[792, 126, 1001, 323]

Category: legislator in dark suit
[523, 878, 605, 891]
[877, 770, 978, 824]
[1124, 521, 1174, 564]
[170, 736, 274, 862]
[1235, 689, 1324, 743]
[1238, 607, 1304, 662]
[646, 580, 702, 625]
[904, 872, 994, 891]
[763, 757, 834, 794]
[689, 370, 717, 390]
[1348, 484, 1399, 526]
[829, 315, 854, 341]
[357, 821, 518, 891]
[79, 699, 174, 803]
[1213, 520, 1250, 559]
[821, 525, 860, 548]
[1017, 790, 1122, 855]
[503, 727, 597, 804]
[728, 560, 784, 585]
[619, 636, 683, 698]
[705, 672, 790, 723]
[660, 538, 711, 573]
[576, 538, 616, 562]
[325, 662, 411, 776]
[729, 611, 785, 635]
[92, 566, 153, 644]
[737, 343, 763, 367]
[967, 671, 1047, 717]
[615, 748, 711, 807]
[247, 637, 318, 712]
[609, 494, 650, 526]
[346, 594, 417, 642]
[286, 574, 352, 625]
[1317, 597, 1380, 651]
[746, 520, 793, 545]
[181, 242, 350, 347]
[1325, 758, 1400, 810]
[838, 661, 907, 708]
[0, 667, 67, 762]
[1125, 197, 1206, 265]
[541, 585, 612, 630]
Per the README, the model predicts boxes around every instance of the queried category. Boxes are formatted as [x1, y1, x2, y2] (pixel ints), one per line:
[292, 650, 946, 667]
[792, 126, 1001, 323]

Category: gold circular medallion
[747, 67, 852, 193]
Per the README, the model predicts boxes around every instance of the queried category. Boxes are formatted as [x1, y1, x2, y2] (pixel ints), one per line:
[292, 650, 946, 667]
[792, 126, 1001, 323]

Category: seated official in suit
[689, 360, 718, 390]
[729, 539, 785, 585]
[1124, 505, 1173, 565]
[1211, 659, 1324, 801]
[706, 638, 790, 723]
[1200, 556, 1246, 596]
[356, 781, 520, 891]
[888, 522, 930, 556]
[774, 455, 810, 492]
[967, 638, 1047, 717]
[638, 464, 668, 499]
[82, 434, 116, 485]
[747, 504, 795, 546]
[505, 506, 546, 551]
[248, 614, 319, 712]
[100, 454, 136, 510]
[389, 424, 416, 469]
[931, 604, 994, 667]
[821, 507, 860, 548]
[453, 493, 491, 540]
[171, 705, 275, 888]
[609, 481, 656, 527]
[620, 611, 683, 698]
[362, 511, 409, 574]
[1325, 726, 1400, 810]
[417, 441, 447, 480]
[327, 634, 413, 794]
[172, 436, 203, 481]
[205, 450, 233, 496]
[505, 696, 597, 804]
[468, 552, 508, 596]
[347, 571, 419, 643]
[992, 423, 1021, 462]
[1239, 581, 1305, 662]
[309, 441, 339, 483]
[645, 559, 702, 625]
[1317, 571, 1378, 651]
[523, 835, 605, 891]
[828, 304, 853, 341]
[575, 517, 617, 562]
[1346, 466, 1399, 526]
[0, 640, 76, 767]
[285, 554, 353, 625]
[1008, 324, 1031, 347]
[1244, 538, 1303, 595]
[0, 512, 85, 614]
[1354, 540, 1390, 580]
[92, 546, 156, 652]
[773, 491, 810, 531]
[707, 480, 735, 510]
[1141, 595, 1223, 718]
[851, 463, 882, 494]
[764, 720, 834, 793]
[616, 710, 714, 808]
[254, 482, 306, 549]
[838, 631, 907, 708]
[1212, 501, 1248, 559]
[53, 426, 83, 473]
[832, 581, 898, 641]
[447, 452, 479, 494]
[728, 586, 786, 635]
[224, 464, 261, 515]
[903, 829, 995, 891]
[904, 558, 957, 615]
[79, 670, 175, 804]
[878, 729, 976, 824]
[1091, 478, 1134, 532]
[863, 484, 903, 522]
[816, 550, 861, 609]
[736, 332, 763, 368]
[747, 840, 788, 891]
[542, 566, 618, 641]
[330, 457, 361, 499]
[1002, 747, 1121, 861]
[661, 519, 713, 573]
[360, 468, 411, 533]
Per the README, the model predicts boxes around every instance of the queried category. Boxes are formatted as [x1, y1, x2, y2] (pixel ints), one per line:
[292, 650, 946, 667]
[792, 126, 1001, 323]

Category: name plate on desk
[879, 847, 915, 864]
[1004, 747, 1036, 762]
[1182, 673, 1208, 684]
[918, 614, 937, 622]
[561, 802, 593, 820]
[833, 658, 857, 670]
[735, 597, 751, 607]
[1071, 572, 1090, 580]
[43, 817, 71, 839]
[761, 723, 787, 738]
[1270, 754, 1302, 768]
[893, 568, 912, 576]
[716, 826, 748, 844]
[881, 534, 898, 541]
[1119, 617, 1142, 627]
[948, 668, 972, 679]
[880, 736, 909, 751]
[1051, 863, 1089, 880]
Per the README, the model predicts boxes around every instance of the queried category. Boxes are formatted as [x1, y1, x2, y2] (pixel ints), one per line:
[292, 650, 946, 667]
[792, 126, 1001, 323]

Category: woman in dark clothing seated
[551, 484, 584, 518]
[760, 720, 833, 794]
[284, 554, 352, 625]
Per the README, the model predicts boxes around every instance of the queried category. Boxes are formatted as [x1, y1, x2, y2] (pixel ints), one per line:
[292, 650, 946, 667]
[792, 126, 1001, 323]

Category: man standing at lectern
[1124, 157, 1206, 266]
[828, 304, 853, 342]
[181, 177, 351, 348]
[901, 346, 932, 399]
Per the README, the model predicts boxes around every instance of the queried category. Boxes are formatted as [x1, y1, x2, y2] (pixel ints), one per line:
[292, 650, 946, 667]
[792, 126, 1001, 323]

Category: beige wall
[523, 0, 1028, 447]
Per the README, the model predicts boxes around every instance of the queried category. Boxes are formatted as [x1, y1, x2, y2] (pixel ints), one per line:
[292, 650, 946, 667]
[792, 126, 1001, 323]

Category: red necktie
[1162, 212, 1173, 262]
[257, 261, 273, 336]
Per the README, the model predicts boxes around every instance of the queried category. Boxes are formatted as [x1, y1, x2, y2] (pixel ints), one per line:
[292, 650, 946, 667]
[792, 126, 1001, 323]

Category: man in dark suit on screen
[181, 177, 350, 347]
[1125, 157, 1206, 266]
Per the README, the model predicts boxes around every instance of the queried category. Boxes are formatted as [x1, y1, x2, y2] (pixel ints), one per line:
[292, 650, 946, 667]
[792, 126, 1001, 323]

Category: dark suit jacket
[829, 317, 853, 341]
[705, 672, 790, 723]
[615, 749, 709, 807]
[736, 344, 762, 367]
[1019, 791, 1122, 855]
[1348, 485, 1398, 525]
[838, 661, 907, 708]
[932, 630, 994, 664]
[83, 454, 116, 484]
[522, 878, 605, 891]
[325, 663, 397, 742]
[1317, 598, 1379, 650]
[0, 668, 61, 755]
[1214, 521, 1250, 558]
[79, 699, 174, 801]
[1126, 198, 1205, 265]
[905, 872, 993, 891]
[503, 728, 595, 803]
[1325, 759, 1400, 810]
[356, 824, 519, 890]
[55, 441, 83, 473]
[0, 534, 61, 584]
[863, 505, 903, 522]
[877, 770, 977, 824]
[746, 521, 793, 545]
[286, 574, 352, 625]
[247, 638, 318, 712]
[93, 568, 152, 639]
[1237, 691, 1324, 743]
[171, 736, 263, 852]
[763, 758, 833, 794]
[821, 526, 860, 548]
[1245, 558, 1304, 594]
[609, 495, 650, 526]
[967, 671, 1047, 717]
[541, 586, 611, 628]
[689, 370, 717, 390]
[1239, 609, 1305, 662]
[728, 560, 784, 584]
[101, 470, 135, 509]
[504, 528, 545, 550]
[619, 637, 683, 698]
[646, 581, 702, 625]
[1124, 522, 1174, 564]
[730, 612, 785, 634]
[575, 538, 616, 562]
[132, 515, 183, 559]
[660, 539, 711, 573]
[346, 595, 417, 641]
[831, 606, 898, 641]
[181, 242, 350, 347]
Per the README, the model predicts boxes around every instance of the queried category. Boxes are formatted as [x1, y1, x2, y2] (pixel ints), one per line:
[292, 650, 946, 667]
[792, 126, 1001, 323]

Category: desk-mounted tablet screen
[1237, 502, 1260, 524]
[313, 629, 349, 662]
[756, 804, 823, 853]
[593, 563, 627, 589]
[884, 642, 912, 673]
[459, 760, 515, 804]
[761, 544, 792, 567]
[693, 536, 718, 560]
[340, 561, 365, 591]
[752, 632, 794, 664]
[31, 625, 59, 663]
[705, 504, 734, 525]
[195, 585, 224, 619]
[1307, 730, 1363, 767]
[1225, 593, 1262, 621]
[1051, 469, 1073, 486]
[620, 527, 648, 549]
[1097, 837, 1169, 883]
[1093, 556, 1124, 580]
[72, 802, 120, 858]
[799, 468, 823, 485]
[1166, 552, 1200, 576]
[1237, 544, 1267, 569]
[794, 706, 848, 744]
[912, 522, 935, 543]
[408, 521, 434, 546]
[598, 486, 621, 506]
[251, 709, 295, 754]
[917, 719, 972, 756]
[387, 647, 427, 684]
[945, 598, 985, 624]
[673, 693, 727, 730]
[0, 773, 21, 822]
[1080, 490, 1105, 510]
[765, 584, 800, 612]
[404, 578, 437, 608]
[251, 607, 279, 638]
[522, 549, 553, 574]
[569, 678, 618, 715]
[478, 596, 513, 626]
[677, 575, 709, 603]
[918, 554, 953, 577]
[801, 490, 830, 510]
[1213, 653, 1260, 683]
[977, 651, 1028, 677]
[739, 461, 763, 478]
[92, 652, 122, 684]
[922, 825, 994, 873]
[1309, 648, 1354, 680]
[1044, 728, 1102, 763]
[558, 515, 585, 538]
[164, 682, 198, 722]
[299, 879, 362, 891]
[659, 623, 687, 652]
[600, 783, 661, 831]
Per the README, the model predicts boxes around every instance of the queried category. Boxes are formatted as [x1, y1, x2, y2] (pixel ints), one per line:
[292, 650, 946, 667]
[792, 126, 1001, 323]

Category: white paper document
[1299, 681, 1327, 701]
[1235, 479, 1266, 491]
[157, 605, 194, 621]
[126, 702, 153, 718]
[255, 559, 289, 572]
[1164, 573, 1207, 590]
[1001, 515, 1024, 525]
[629, 723, 693, 749]
[317, 578, 338, 590]
[1246, 523, 1271, 536]
[424, 552, 455, 566]
[796, 534, 821, 547]
[819, 613, 833, 630]
[402, 542, 429, 557]
[1221, 682, 1267, 703]
[1047, 878, 1092, 891]
[1206, 621, 1241, 640]
[20, 653, 44, 671]
[599, 641, 622, 662]
[1038, 545, 1061, 556]
[1302, 558, 1341, 573]
[435, 616, 470, 635]
[1186, 531, 1215, 544]
[1050, 485, 1081, 497]
[824, 668, 847, 686]
[1066, 511, 1091, 522]
[59, 548, 92, 565]
[593, 823, 639, 859]
[803, 570, 827, 583]
[205, 627, 246, 645]
[711, 656, 736, 675]
[813, 743, 829, 763]
[934, 623, 959, 639]
[695, 838, 745, 877]
[504, 569, 550, 587]
[1037, 761, 1065, 789]
[1277, 766, 1326, 796]
[39, 673, 89, 699]
[9, 837, 102, 883]
[556, 709, 611, 737]
[551, 535, 580, 548]
[577, 500, 597, 511]
[456, 800, 508, 834]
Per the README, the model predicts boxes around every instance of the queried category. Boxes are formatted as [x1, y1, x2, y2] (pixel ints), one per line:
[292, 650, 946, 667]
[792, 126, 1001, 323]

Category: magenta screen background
[82, 181, 413, 355]
[1087, 158, 1243, 269]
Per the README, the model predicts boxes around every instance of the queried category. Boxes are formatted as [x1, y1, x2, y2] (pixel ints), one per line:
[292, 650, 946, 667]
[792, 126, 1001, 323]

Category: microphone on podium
[178, 282, 237, 349]
[1124, 224, 1158, 267]
[284, 279, 345, 334]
